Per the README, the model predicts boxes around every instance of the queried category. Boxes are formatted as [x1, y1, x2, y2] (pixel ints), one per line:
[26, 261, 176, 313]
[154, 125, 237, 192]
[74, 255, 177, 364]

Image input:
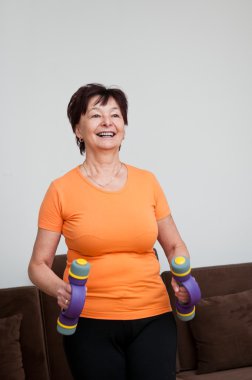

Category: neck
[82, 151, 123, 188]
[84, 150, 121, 173]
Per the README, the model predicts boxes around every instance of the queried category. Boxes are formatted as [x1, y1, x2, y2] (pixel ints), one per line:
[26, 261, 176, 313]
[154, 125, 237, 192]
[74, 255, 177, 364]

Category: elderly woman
[28, 83, 190, 380]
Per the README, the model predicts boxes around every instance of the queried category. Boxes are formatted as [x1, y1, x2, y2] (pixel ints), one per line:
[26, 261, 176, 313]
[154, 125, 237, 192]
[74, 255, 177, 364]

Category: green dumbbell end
[57, 319, 77, 335]
[57, 324, 76, 335]
[176, 306, 195, 322]
[172, 256, 191, 276]
[70, 259, 90, 279]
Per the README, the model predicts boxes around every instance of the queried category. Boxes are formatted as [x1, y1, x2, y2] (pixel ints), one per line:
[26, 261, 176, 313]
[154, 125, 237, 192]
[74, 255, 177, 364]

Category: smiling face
[75, 96, 125, 154]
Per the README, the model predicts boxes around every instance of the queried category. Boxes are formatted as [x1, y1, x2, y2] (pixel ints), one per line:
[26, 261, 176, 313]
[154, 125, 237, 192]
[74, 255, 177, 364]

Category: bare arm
[157, 215, 189, 264]
[157, 215, 190, 302]
[28, 228, 71, 309]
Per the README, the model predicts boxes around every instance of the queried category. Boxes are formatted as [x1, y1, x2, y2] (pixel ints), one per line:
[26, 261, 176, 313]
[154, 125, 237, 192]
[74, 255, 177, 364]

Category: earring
[79, 138, 83, 143]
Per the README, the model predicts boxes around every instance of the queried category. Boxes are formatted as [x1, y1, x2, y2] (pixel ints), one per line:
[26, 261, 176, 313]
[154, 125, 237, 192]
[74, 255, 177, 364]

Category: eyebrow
[88, 106, 120, 112]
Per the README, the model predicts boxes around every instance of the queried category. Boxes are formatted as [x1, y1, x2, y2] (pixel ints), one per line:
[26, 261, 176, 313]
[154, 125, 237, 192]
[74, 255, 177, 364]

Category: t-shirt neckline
[76, 163, 129, 194]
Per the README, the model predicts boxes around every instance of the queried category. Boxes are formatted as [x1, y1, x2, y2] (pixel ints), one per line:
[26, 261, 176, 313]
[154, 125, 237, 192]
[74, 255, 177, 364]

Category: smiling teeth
[97, 132, 115, 137]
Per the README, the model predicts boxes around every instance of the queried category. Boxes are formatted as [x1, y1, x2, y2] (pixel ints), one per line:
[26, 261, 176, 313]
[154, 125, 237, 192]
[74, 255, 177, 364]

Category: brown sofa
[0, 255, 251, 380]
[162, 261, 252, 380]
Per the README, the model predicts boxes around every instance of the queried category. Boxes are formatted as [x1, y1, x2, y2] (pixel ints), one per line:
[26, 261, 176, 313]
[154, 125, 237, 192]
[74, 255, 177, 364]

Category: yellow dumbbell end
[76, 258, 87, 265]
[174, 256, 186, 265]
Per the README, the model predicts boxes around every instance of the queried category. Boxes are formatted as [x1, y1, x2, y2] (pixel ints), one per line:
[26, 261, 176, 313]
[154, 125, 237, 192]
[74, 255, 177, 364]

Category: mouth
[96, 131, 116, 138]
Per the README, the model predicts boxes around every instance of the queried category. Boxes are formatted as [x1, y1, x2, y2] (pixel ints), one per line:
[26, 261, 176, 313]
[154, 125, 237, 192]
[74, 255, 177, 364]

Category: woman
[28, 83, 190, 380]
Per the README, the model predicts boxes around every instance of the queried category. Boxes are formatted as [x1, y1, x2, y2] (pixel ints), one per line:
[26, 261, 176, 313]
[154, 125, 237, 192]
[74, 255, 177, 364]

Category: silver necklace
[82, 161, 123, 188]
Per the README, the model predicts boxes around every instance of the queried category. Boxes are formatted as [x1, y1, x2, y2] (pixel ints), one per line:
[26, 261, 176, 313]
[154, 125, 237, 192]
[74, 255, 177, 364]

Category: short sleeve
[38, 182, 63, 233]
[151, 174, 171, 220]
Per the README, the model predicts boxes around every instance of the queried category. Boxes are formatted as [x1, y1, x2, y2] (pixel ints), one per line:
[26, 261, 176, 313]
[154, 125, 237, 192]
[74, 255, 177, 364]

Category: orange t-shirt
[38, 164, 172, 319]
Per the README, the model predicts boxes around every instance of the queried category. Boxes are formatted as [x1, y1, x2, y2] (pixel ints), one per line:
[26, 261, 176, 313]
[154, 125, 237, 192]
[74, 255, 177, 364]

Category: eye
[91, 114, 101, 118]
[112, 113, 120, 118]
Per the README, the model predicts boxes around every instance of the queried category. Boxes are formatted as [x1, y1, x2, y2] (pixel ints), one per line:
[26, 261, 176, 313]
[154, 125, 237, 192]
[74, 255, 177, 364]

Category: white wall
[1, 0, 251, 288]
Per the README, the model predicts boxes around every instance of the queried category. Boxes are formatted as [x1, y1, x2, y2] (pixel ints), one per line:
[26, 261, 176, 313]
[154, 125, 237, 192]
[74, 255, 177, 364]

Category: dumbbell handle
[61, 281, 87, 319]
[171, 256, 201, 321]
[57, 259, 90, 334]
[174, 275, 201, 307]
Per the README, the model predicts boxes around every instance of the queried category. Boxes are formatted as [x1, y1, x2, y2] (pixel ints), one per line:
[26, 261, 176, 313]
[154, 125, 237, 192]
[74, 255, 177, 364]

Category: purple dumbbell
[57, 258, 90, 335]
[171, 256, 201, 321]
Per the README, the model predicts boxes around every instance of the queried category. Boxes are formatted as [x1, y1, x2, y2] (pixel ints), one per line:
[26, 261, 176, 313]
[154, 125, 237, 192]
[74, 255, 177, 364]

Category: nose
[101, 115, 112, 126]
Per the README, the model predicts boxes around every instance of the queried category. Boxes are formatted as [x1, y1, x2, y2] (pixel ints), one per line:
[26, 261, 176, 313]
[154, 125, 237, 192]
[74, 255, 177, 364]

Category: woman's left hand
[171, 277, 190, 303]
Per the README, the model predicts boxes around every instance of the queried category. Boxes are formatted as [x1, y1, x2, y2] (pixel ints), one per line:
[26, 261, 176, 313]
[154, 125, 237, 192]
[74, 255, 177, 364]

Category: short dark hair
[67, 83, 128, 155]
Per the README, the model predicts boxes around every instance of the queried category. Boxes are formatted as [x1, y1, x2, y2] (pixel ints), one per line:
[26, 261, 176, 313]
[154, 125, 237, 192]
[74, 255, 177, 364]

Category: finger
[178, 287, 188, 296]
[178, 292, 189, 301]
[66, 283, 72, 295]
[56, 288, 71, 309]
[171, 277, 180, 293]
[178, 290, 188, 298]
[178, 288, 190, 303]
[64, 298, 70, 308]
[58, 296, 71, 310]
[57, 284, 72, 299]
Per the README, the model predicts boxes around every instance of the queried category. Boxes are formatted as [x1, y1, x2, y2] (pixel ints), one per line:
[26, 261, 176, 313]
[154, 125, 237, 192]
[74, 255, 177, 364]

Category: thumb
[171, 277, 180, 293]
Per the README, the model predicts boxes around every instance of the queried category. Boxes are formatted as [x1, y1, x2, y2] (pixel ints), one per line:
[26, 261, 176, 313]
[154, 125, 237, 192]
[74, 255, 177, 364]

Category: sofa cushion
[162, 262, 252, 371]
[0, 286, 50, 380]
[0, 314, 25, 380]
[189, 288, 252, 374]
[176, 366, 252, 380]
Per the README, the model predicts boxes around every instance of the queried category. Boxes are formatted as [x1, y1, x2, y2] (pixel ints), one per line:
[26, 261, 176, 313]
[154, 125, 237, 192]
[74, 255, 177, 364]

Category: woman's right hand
[57, 282, 72, 310]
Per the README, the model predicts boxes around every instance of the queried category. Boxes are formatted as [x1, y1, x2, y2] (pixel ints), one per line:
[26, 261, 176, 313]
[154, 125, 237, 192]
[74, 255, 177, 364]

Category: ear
[75, 124, 82, 140]
[122, 129, 126, 140]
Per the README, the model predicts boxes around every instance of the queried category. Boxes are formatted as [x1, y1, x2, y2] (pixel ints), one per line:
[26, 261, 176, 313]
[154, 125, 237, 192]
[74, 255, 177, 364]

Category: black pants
[63, 312, 177, 380]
